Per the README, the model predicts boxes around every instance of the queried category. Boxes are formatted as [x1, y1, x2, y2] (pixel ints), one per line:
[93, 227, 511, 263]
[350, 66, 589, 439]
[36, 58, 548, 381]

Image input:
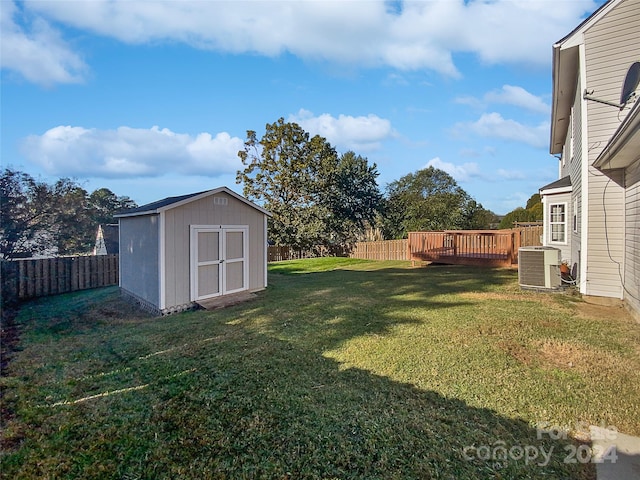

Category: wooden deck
[408, 229, 539, 268]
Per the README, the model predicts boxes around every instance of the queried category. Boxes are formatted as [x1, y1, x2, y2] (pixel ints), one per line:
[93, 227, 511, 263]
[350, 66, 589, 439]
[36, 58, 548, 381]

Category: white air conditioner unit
[518, 246, 561, 289]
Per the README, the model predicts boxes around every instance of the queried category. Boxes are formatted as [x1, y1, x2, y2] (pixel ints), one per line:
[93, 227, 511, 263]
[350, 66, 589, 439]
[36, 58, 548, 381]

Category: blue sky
[1, 0, 604, 214]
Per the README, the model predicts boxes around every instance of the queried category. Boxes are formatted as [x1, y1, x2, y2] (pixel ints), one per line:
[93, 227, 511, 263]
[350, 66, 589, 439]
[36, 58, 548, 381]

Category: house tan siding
[582, 0, 639, 298]
[162, 192, 267, 308]
[584, 169, 625, 297]
[119, 215, 160, 307]
[625, 160, 640, 314]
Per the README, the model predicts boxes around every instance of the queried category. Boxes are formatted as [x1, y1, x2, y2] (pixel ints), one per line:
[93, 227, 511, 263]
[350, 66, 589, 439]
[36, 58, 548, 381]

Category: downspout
[579, 42, 589, 294]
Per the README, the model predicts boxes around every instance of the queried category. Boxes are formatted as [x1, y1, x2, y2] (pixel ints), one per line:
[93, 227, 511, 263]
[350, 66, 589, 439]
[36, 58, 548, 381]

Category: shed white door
[190, 226, 248, 301]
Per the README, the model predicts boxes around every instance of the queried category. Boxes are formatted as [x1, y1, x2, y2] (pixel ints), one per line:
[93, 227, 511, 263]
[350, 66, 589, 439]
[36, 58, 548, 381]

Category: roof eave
[114, 210, 159, 219]
[540, 185, 573, 196]
[549, 0, 619, 155]
[550, 43, 580, 155]
[114, 186, 272, 219]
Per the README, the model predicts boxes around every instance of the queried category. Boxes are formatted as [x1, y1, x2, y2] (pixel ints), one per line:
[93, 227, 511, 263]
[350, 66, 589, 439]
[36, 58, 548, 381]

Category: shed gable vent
[213, 197, 228, 206]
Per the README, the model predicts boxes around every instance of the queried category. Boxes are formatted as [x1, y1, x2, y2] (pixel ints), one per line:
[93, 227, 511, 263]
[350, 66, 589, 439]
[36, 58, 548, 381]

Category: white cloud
[6, 0, 598, 86]
[289, 109, 394, 152]
[0, 1, 87, 86]
[454, 96, 483, 109]
[484, 85, 550, 114]
[462, 112, 549, 148]
[426, 157, 481, 182]
[497, 169, 526, 180]
[456, 85, 550, 114]
[20, 125, 244, 178]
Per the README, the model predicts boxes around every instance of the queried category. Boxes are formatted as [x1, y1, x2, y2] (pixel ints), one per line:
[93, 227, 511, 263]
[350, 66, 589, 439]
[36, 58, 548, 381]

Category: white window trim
[549, 202, 568, 245]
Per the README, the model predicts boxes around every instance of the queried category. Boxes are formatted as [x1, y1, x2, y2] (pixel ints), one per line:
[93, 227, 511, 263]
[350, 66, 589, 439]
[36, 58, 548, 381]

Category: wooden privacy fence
[518, 225, 543, 248]
[267, 241, 406, 262]
[267, 245, 348, 262]
[267, 227, 542, 264]
[350, 239, 408, 261]
[1, 255, 119, 303]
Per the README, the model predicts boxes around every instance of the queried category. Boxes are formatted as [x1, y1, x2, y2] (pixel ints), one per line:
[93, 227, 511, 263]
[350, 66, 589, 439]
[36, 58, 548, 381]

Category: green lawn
[2, 258, 639, 479]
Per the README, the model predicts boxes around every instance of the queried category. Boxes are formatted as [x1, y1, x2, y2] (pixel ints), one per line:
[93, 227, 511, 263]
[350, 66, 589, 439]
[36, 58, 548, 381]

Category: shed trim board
[189, 225, 249, 302]
[118, 224, 122, 287]
[159, 211, 166, 311]
[263, 215, 268, 288]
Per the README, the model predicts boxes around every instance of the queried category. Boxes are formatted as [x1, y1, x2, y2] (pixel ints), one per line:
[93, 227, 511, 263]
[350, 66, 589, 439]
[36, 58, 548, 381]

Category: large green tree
[498, 193, 542, 229]
[89, 188, 137, 226]
[1, 169, 58, 258]
[1, 168, 136, 258]
[382, 167, 494, 239]
[236, 118, 382, 249]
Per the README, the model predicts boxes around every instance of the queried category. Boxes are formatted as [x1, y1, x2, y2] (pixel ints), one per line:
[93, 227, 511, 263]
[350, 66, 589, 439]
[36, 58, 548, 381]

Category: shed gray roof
[115, 186, 271, 218]
[539, 175, 572, 192]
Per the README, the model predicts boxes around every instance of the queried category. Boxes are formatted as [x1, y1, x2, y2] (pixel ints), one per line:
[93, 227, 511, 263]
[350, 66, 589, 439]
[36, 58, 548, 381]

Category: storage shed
[115, 187, 270, 315]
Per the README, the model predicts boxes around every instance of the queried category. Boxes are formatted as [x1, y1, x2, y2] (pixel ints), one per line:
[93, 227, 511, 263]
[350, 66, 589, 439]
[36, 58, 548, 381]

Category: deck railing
[408, 229, 536, 268]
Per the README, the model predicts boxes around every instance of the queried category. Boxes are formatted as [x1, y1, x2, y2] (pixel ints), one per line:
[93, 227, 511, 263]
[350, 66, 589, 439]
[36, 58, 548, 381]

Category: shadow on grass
[1, 264, 596, 479]
[253, 264, 518, 351]
[140, 329, 593, 479]
[3, 322, 594, 479]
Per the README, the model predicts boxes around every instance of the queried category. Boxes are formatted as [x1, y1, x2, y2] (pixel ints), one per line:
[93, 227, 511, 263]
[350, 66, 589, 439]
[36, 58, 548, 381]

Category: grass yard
[2, 258, 639, 479]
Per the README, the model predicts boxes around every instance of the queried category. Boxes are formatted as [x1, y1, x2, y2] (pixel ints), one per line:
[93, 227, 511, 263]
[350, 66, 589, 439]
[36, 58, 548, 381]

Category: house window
[572, 198, 578, 233]
[550, 203, 567, 243]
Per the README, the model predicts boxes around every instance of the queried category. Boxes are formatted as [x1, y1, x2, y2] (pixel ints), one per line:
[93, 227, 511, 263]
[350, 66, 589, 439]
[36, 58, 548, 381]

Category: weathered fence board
[267, 229, 542, 265]
[267, 241, 408, 262]
[267, 246, 331, 262]
[517, 225, 543, 247]
[350, 240, 408, 261]
[1, 255, 119, 303]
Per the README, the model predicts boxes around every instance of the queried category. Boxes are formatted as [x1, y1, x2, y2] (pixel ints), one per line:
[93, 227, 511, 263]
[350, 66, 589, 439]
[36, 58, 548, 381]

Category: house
[114, 187, 271, 315]
[93, 224, 119, 255]
[542, 0, 640, 318]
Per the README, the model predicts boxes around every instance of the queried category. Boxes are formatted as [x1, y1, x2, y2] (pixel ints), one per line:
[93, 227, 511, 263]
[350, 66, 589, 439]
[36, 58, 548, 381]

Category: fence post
[509, 231, 515, 265]
[18, 261, 25, 300]
[411, 234, 417, 266]
[453, 233, 458, 257]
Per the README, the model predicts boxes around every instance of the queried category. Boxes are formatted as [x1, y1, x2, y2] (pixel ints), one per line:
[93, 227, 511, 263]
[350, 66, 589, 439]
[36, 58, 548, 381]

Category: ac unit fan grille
[519, 250, 545, 287]
[518, 247, 561, 289]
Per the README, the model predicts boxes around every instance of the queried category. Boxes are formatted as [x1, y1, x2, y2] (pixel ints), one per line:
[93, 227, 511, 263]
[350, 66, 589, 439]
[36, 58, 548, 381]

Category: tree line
[2, 117, 503, 259]
[0, 169, 136, 259]
[238, 118, 498, 249]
